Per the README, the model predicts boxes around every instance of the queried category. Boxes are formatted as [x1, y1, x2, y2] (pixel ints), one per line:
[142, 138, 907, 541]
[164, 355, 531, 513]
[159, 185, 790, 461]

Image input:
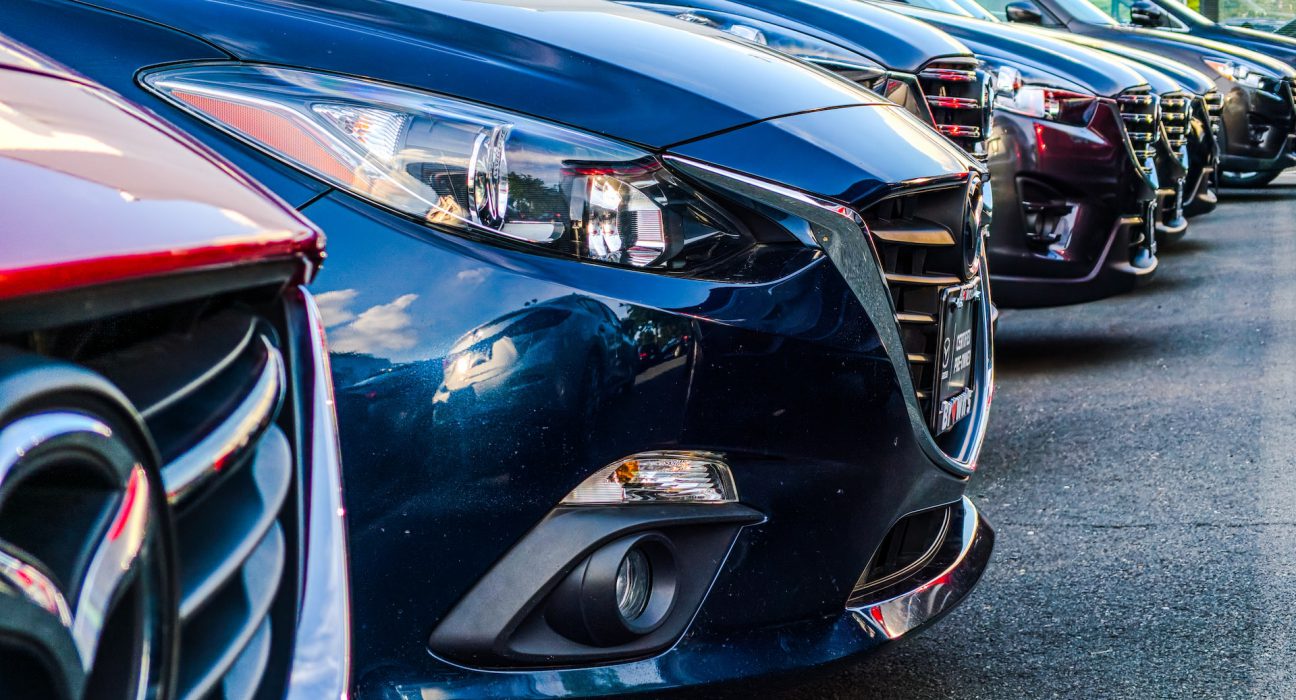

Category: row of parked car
[3, 0, 1293, 698]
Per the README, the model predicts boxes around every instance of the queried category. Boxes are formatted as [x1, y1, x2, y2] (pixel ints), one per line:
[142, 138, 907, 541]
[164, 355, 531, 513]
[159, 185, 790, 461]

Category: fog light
[616, 548, 651, 621]
[546, 533, 678, 646]
[562, 451, 737, 505]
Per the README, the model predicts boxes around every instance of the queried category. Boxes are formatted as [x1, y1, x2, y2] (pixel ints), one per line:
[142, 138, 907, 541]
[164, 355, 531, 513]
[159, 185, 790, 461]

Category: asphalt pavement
[681, 172, 1296, 699]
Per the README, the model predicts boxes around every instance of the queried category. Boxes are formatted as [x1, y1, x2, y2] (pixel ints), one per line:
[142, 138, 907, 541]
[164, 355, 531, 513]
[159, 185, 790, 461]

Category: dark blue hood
[888, 5, 1147, 96]
[1096, 25, 1295, 78]
[1051, 30, 1214, 94]
[627, 0, 972, 72]
[1209, 24, 1296, 68]
[74, 0, 879, 148]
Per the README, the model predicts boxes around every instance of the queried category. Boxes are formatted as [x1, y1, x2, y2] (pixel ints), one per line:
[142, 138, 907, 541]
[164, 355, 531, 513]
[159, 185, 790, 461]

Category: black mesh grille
[1118, 89, 1159, 171]
[92, 305, 302, 700]
[917, 59, 990, 160]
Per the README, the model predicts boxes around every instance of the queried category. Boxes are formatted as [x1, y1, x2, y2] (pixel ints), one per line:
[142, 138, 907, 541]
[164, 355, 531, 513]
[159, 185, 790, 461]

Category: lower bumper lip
[847, 497, 994, 641]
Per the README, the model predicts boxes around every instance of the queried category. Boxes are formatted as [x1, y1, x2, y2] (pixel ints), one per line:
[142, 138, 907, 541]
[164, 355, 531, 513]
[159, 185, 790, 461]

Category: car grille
[917, 59, 990, 161]
[826, 59, 989, 160]
[1160, 91, 1190, 151]
[858, 180, 981, 427]
[1118, 88, 1159, 172]
[1203, 89, 1224, 134]
[822, 65, 932, 128]
[90, 306, 302, 700]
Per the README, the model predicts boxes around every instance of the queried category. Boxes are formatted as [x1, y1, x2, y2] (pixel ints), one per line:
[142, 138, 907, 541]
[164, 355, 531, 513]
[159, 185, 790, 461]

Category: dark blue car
[4, 0, 995, 696]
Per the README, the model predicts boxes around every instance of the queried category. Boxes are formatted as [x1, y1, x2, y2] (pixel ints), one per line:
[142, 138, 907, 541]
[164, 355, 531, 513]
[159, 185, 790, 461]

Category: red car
[0, 37, 348, 699]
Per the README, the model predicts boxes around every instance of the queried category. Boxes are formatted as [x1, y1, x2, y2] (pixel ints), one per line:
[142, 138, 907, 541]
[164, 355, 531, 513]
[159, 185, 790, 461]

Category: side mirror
[1004, 1, 1044, 24]
[1128, 0, 1165, 26]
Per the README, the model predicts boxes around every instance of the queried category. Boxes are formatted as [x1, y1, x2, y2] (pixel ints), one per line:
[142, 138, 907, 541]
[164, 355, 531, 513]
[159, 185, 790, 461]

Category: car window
[1090, 0, 1187, 27]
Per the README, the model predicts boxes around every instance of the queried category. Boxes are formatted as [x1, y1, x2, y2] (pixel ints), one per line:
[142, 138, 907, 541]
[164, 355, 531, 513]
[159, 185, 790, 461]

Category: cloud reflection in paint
[319, 290, 421, 355]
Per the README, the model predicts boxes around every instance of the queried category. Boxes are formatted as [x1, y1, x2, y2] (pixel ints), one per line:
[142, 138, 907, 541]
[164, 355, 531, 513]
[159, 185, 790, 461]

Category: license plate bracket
[933, 281, 980, 435]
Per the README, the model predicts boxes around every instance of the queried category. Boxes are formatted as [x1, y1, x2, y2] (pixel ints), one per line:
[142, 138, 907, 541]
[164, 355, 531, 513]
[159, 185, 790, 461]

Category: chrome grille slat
[221, 618, 273, 700]
[886, 272, 962, 286]
[177, 425, 292, 620]
[163, 339, 284, 504]
[100, 310, 302, 700]
[917, 59, 990, 160]
[177, 524, 285, 700]
[1118, 89, 1159, 170]
[1160, 91, 1191, 150]
[869, 220, 956, 246]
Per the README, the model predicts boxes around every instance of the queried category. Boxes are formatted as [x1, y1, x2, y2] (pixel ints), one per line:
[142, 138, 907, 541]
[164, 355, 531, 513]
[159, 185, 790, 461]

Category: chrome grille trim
[96, 310, 304, 700]
[917, 59, 991, 160]
[1118, 89, 1160, 171]
[1160, 91, 1191, 150]
[162, 336, 284, 503]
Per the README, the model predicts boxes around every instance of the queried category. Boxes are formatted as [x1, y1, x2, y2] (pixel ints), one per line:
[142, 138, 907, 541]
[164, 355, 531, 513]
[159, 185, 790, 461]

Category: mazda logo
[0, 411, 170, 698]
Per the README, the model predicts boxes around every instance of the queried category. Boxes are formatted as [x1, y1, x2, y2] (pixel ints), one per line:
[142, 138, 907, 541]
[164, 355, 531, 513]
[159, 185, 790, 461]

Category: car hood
[1027, 29, 1215, 94]
[0, 57, 320, 300]
[890, 6, 1147, 96]
[1216, 24, 1296, 66]
[1103, 26, 1295, 77]
[628, 0, 973, 72]
[74, 0, 879, 149]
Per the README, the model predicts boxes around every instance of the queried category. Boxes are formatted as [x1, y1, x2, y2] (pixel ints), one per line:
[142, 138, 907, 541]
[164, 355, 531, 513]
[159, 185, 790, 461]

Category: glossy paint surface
[633, 0, 972, 71]
[888, 5, 1149, 96]
[1, 1, 990, 696]
[66, 0, 882, 148]
[0, 60, 320, 300]
[1130, 0, 1296, 69]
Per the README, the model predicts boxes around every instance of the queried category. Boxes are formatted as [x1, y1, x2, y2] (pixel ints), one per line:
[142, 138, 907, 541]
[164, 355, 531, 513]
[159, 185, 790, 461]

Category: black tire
[1219, 169, 1283, 188]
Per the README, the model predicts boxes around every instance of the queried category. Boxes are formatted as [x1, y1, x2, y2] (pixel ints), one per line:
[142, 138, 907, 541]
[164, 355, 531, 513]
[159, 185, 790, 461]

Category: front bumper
[986, 109, 1157, 308]
[310, 107, 993, 698]
[373, 498, 993, 698]
[1217, 80, 1296, 175]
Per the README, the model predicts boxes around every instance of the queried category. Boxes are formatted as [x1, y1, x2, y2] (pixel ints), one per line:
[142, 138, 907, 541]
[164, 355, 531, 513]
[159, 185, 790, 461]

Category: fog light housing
[562, 451, 737, 505]
[546, 533, 678, 646]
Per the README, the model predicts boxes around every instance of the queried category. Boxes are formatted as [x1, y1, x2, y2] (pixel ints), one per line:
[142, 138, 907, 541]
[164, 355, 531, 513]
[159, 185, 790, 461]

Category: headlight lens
[143, 64, 749, 270]
[1203, 57, 1265, 87]
[995, 85, 1096, 125]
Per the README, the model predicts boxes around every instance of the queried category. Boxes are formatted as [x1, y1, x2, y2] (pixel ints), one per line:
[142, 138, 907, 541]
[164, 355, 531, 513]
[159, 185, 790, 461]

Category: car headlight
[994, 84, 1097, 125]
[1203, 57, 1265, 88]
[143, 64, 750, 271]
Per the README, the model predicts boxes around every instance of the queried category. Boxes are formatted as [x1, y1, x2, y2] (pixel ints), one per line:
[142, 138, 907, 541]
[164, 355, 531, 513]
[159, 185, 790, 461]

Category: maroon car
[0, 37, 349, 699]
